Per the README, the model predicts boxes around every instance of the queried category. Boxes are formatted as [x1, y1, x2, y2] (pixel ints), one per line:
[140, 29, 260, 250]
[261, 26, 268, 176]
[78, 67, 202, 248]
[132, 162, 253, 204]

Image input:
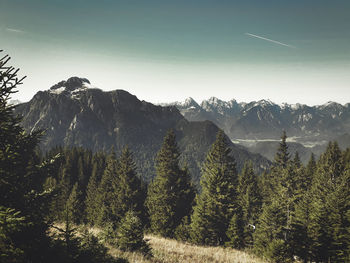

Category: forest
[1, 52, 349, 263]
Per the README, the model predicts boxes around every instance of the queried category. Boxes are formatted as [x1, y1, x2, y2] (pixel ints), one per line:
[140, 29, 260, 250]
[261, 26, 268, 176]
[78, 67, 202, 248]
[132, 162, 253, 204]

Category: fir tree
[0, 50, 58, 262]
[116, 210, 151, 256]
[292, 151, 302, 168]
[306, 142, 349, 262]
[305, 153, 316, 188]
[225, 207, 244, 249]
[238, 161, 261, 247]
[65, 183, 83, 225]
[146, 129, 195, 237]
[85, 152, 106, 225]
[254, 200, 293, 262]
[95, 149, 119, 226]
[112, 146, 145, 223]
[190, 130, 239, 245]
[274, 131, 289, 168]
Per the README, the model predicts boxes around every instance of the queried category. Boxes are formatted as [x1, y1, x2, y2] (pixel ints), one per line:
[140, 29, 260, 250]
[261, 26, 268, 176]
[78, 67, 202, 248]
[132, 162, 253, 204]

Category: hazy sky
[1, 0, 350, 105]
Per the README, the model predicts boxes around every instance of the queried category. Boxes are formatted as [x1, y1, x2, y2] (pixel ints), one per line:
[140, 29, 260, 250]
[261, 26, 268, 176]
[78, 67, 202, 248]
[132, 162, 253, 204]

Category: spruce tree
[292, 151, 302, 168]
[116, 210, 151, 256]
[0, 50, 58, 262]
[146, 129, 195, 237]
[254, 200, 293, 262]
[95, 149, 119, 226]
[190, 130, 239, 245]
[306, 142, 349, 262]
[225, 207, 244, 249]
[85, 152, 106, 225]
[254, 133, 297, 262]
[290, 190, 313, 262]
[274, 131, 289, 168]
[305, 153, 316, 189]
[238, 161, 261, 247]
[65, 183, 83, 225]
[112, 146, 145, 223]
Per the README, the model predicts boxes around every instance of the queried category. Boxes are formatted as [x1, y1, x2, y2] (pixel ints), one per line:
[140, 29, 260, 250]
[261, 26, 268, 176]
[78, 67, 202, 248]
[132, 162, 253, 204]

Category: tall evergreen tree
[254, 200, 293, 262]
[305, 142, 349, 262]
[238, 161, 262, 247]
[225, 206, 244, 249]
[85, 152, 106, 225]
[190, 130, 239, 246]
[0, 50, 57, 262]
[274, 131, 289, 168]
[112, 146, 145, 223]
[303, 153, 316, 191]
[65, 183, 83, 225]
[146, 130, 195, 237]
[254, 132, 297, 262]
[292, 151, 302, 168]
[95, 149, 119, 226]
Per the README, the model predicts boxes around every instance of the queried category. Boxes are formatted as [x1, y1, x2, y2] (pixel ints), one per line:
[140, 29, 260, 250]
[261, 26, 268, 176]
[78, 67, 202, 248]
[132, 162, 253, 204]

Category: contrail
[6, 28, 25, 33]
[245, 33, 296, 49]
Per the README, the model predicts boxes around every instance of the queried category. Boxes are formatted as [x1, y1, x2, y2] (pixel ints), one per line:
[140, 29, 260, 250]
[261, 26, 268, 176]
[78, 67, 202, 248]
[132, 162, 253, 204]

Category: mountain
[9, 99, 22, 105]
[168, 97, 350, 146]
[14, 77, 270, 183]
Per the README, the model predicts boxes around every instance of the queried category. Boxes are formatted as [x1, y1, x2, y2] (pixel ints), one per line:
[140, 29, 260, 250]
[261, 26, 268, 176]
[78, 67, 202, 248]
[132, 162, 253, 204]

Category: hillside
[109, 235, 267, 263]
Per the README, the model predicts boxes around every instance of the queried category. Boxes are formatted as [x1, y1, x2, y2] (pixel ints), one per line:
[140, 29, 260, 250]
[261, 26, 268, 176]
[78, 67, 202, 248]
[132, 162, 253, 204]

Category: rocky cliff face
[15, 77, 270, 183]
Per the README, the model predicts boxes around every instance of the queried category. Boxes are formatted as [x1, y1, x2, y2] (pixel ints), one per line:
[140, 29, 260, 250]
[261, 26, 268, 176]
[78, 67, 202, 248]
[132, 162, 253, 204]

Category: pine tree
[225, 207, 244, 249]
[65, 183, 83, 225]
[0, 50, 58, 262]
[116, 210, 151, 256]
[146, 129, 195, 237]
[112, 146, 145, 223]
[254, 200, 293, 262]
[290, 190, 313, 262]
[85, 152, 106, 225]
[274, 131, 289, 168]
[292, 151, 302, 168]
[190, 130, 239, 246]
[238, 161, 261, 247]
[306, 142, 350, 262]
[254, 132, 296, 262]
[95, 149, 119, 226]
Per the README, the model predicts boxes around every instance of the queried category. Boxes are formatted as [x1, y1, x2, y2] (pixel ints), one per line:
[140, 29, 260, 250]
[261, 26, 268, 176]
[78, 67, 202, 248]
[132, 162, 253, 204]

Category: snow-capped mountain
[168, 97, 350, 145]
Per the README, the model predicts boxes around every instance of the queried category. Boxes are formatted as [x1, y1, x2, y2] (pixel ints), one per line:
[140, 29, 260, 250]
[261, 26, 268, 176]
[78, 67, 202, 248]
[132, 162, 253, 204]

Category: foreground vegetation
[110, 234, 267, 263]
[1, 50, 349, 263]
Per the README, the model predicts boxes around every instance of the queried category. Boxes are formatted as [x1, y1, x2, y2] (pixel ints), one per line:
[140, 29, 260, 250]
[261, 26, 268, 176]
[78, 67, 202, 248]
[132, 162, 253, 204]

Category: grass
[109, 234, 268, 263]
[51, 224, 267, 263]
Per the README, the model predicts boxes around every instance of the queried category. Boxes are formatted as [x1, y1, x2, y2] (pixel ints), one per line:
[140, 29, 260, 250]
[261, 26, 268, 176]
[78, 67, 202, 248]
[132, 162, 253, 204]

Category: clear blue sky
[1, 0, 350, 104]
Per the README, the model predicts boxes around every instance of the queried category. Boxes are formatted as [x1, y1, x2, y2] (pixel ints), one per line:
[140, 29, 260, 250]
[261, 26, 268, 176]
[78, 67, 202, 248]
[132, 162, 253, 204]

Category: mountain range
[14, 77, 270, 183]
[165, 97, 350, 163]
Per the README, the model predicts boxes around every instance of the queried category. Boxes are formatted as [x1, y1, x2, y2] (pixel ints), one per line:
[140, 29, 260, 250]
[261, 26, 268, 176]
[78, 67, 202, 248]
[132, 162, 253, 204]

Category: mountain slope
[15, 77, 270, 183]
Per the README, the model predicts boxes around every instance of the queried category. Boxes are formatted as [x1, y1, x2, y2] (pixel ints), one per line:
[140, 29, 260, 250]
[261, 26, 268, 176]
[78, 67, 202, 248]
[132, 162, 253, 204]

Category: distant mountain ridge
[165, 97, 350, 141]
[164, 97, 350, 163]
[14, 77, 270, 183]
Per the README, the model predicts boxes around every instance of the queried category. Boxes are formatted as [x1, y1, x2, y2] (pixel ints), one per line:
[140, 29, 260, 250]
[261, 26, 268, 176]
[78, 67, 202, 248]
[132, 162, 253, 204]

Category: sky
[1, 0, 350, 105]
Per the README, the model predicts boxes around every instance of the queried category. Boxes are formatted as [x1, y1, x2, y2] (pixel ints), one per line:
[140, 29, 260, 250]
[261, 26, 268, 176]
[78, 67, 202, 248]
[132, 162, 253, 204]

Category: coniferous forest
[1, 52, 350, 263]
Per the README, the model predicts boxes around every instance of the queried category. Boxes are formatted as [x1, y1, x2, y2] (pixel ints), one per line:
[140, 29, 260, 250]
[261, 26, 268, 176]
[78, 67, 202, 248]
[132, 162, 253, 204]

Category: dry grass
[145, 235, 267, 263]
[109, 234, 267, 263]
[51, 224, 267, 263]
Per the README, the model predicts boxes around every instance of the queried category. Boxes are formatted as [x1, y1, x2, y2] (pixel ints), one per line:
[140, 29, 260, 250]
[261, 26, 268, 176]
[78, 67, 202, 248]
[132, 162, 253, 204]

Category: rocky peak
[182, 97, 200, 108]
[49, 77, 91, 94]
